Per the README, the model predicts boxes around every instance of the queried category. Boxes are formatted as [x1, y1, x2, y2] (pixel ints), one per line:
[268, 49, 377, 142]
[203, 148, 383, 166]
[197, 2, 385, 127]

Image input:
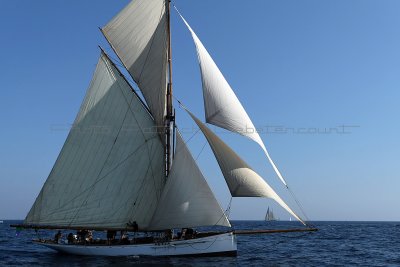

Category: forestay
[185, 110, 305, 225]
[102, 0, 168, 129]
[25, 52, 165, 229]
[178, 11, 288, 187]
[149, 131, 230, 230]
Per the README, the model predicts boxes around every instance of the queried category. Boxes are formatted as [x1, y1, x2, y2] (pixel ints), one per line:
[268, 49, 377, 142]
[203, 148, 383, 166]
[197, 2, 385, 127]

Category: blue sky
[1, 0, 399, 221]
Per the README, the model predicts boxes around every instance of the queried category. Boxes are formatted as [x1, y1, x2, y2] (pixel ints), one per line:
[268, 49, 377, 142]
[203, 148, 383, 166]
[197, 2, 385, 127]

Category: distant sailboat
[265, 207, 278, 221]
[12, 0, 313, 257]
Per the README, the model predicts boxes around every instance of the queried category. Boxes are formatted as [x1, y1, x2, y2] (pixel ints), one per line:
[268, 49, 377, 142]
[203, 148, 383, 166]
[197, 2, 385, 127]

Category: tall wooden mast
[165, 0, 174, 177]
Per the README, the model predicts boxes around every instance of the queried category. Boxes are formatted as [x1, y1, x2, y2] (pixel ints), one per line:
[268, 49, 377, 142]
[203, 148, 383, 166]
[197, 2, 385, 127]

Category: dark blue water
[1, 220, 399, 266]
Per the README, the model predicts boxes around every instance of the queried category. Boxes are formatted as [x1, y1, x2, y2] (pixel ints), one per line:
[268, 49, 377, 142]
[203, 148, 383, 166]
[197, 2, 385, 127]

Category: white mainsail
[102, 0, 168, 129]
[185, 109, 305, 225]
[149, 131, 230, 230]
[178, 12, 288, 187]
[25, 52, 165, 229]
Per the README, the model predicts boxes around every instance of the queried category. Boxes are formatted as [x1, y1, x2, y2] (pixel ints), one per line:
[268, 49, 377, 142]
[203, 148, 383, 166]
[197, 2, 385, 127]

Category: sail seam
[61, 52, 162, 226]
[104, 51, 165, 216]
[26, 57, 115, 223]
[136, 4, 166, 85]
[111, 65, 164, 201]
[141, 158, 163, 229]
[38, 141, 150, 219]
[108, 161, 154, 226]
[67, 93, 135, 226]
[145, 135, 163, 200]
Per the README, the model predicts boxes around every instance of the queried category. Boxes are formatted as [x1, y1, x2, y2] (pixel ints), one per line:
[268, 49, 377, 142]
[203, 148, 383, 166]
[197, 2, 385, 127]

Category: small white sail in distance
[176, 9, 288, 187]
[183, 108, 305, 226]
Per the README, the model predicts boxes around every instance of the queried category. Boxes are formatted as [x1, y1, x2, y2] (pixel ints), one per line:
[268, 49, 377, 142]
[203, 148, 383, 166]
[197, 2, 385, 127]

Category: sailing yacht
[265, 207, 278, 221]
[14, 0, 309, 257]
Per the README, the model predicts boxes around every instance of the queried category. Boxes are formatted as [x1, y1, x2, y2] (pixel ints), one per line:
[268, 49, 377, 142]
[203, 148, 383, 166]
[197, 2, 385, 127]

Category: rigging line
[184, 128, 201, 146]
[287, 187, 311, 225]
[175, 128, 230, 228]
[173, 124, 201, 154]
[194, 140, 208, 161]
[212, 196, 233, 228]
[170, 127, 201, 164]
[225, 197, 233, 219]
[112, 67, 155, 142]
[172, 94, 184, 108]
[277, 173, 309, 224]
[106, 54, 142, 92]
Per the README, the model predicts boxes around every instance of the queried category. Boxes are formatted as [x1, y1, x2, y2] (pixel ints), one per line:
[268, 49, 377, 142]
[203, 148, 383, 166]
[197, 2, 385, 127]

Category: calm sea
[1, 220, 399, 266]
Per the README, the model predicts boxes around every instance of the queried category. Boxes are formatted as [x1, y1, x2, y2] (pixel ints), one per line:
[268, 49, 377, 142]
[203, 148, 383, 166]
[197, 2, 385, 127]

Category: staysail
[102, 0, 168, 129]
[25, 51, 165, 229]
[185, 109, 305, 225]
[177, 11, 288, 187]
[149, 131, 230, 230]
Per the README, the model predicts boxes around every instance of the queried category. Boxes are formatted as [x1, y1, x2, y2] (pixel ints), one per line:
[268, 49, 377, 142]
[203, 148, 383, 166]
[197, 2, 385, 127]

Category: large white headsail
[25, 52, 165, 229]
[177, 11, 288, 187]
[102, 0, 168, 129]
[149, 131, 230, 230]
[185, 109, 305, 225]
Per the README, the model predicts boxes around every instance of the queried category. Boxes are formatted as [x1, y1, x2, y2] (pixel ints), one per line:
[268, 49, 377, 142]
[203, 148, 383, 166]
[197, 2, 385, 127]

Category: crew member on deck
[86, 230, 93, 243]
[67, 233, 74, 244]
[107, 230, 116, 245]
[121, 231, 130, 244]
[165, 229, 173, 241]
[54, 230, 62, 243]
